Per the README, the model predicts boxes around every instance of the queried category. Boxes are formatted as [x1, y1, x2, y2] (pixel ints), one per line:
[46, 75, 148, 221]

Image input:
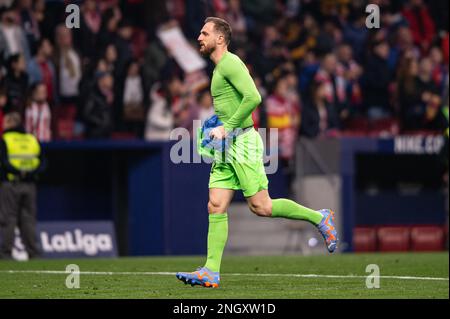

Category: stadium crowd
[0, 0, 448, 161]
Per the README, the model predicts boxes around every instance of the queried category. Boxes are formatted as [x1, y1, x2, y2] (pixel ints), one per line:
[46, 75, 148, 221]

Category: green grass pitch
[0, 253, 448, 299]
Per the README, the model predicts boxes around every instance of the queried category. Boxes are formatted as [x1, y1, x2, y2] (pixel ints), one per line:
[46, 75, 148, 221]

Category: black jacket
[300, 100, 340, 138]
[83, 85, 114, 139]
[3, 72, 28, 114]
[363, 54, 392, 111]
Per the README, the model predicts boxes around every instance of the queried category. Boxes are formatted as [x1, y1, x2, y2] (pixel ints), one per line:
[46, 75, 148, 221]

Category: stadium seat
[111, 132, 138, 140]
[53, 104, 77, 140]
[55, 118, 75, 140]
[340, 130, 367, 137]
[401, 130, 442, 136]
[377, 226, 410, 252]
[410, 226, 445, 251]
[353, 227, 377, 252]
[343, 117, 369, 133]
[369, 118, 399, 137]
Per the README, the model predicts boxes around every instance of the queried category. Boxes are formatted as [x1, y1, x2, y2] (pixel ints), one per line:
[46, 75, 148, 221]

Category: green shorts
[208, 128, 269, 197]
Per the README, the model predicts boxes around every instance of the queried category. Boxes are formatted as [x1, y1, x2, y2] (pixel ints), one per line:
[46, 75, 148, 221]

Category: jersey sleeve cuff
[223, 123, 234, 132]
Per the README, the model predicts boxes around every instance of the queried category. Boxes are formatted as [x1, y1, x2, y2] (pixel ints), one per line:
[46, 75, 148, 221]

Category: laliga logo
[41, 229, 113, 256]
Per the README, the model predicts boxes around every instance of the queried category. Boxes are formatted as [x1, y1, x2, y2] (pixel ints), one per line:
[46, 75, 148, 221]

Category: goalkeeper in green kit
[176, 17, 338, 288]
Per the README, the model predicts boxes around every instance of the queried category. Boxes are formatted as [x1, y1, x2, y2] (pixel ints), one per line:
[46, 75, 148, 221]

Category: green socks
[203, 201, 321, 273]
[204, 213, 228, 273]
[271, 198, 323, 225]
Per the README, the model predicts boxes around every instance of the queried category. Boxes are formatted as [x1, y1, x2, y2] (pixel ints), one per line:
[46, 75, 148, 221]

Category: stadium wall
[35, 136, 447, 256]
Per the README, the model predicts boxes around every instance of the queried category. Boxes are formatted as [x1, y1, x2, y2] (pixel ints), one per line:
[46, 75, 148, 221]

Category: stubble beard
[200, 43, 215, 58]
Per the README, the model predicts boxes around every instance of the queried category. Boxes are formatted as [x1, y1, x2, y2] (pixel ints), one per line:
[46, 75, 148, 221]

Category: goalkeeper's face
[198, 22, 218, 58]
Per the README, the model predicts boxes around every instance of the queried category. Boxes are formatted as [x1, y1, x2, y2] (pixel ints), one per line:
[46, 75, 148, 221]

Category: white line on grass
[0, 270, 448, 281]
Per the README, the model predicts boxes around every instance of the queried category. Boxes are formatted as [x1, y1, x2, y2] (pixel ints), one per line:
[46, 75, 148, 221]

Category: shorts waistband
[234, 126, 253, 135]
[228, 126, 254, 142]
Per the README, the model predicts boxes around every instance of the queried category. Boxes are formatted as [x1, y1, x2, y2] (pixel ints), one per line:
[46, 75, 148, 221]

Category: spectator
[315, 18, 342, 56]
[113, 18, 135, 131]
[74, 0, 102, 64]
[32, 0, 49, 40]
[397, 56, 444, 131]
[443, 74, 449, 114]
[183, 0, 208, 40]
[142, 39, 168, 91]
[79, 44, 117, 100]
[266, 74, 300, 188]
[78, 58, 104, 112]
[16, 0, 40, 55]
[121, 59, 146, 137]
[441, 32, 449, 66]
[0, 6, 30, 61]
[25, 82, 51, 142]
[363, 40, 393, 119]
[0, 0, 447, 141]
[254, 25, 290, 80]
[397, 56, 421, 129]
[27, 38, 57, 105]
[104, 44, 118, 74]
[298, 50, 320, 95]
[342, 11, 369, 63]
[281, 0, 300, 18]
[252, 74, 267, 129]
[0, 50, 5, 81]
[418, 57, 440, 97]
[288, 13, 319, 62]
[145, 82, 174, 141]
[401, 0, 436, 55]
[197, 88, 214, 125]
[224, 0, 247, 46]
[240, 0, 276, 25]
[83, 71, 115, 139]
[114, 19, 134, 78]
[300, 80, 340, 138]
[417, 57, 446, 130]
[390, 26, 419, 70]
[166, 0, 186, 23]
[426, 0, 448, 34]
[0, 85, 7, 133]
[336, 43, 363, 116]
[169, 75, 197, 135]
[98, 6, 121, 52]
[313, 52, 348, 120]
[429, 46, 448, 95]
[3, 53, 28, 114]
[284, 70, 301, 107]
[54, 25, 82, 106]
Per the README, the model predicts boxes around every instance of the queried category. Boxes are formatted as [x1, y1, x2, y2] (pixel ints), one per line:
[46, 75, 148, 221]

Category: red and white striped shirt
[266, 94, 300, 160]
[25, 102, 52, 142]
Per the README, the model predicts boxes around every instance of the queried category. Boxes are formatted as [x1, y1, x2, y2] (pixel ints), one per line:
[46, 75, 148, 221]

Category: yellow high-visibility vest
[2, 131, 41, 172]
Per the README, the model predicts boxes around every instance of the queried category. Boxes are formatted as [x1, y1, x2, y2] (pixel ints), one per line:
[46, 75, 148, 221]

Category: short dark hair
[6, 53, 21, 73]
[4, 112, 22, 127]
[204, 17, 232, 45]
[36, 37, 51, 52]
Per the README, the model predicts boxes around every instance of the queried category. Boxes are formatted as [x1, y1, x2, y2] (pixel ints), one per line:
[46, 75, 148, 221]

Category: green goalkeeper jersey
[211, 51, 262, 131]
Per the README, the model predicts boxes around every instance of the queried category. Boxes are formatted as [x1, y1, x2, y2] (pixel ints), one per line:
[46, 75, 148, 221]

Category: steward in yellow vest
[0, 112, 44, 260]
